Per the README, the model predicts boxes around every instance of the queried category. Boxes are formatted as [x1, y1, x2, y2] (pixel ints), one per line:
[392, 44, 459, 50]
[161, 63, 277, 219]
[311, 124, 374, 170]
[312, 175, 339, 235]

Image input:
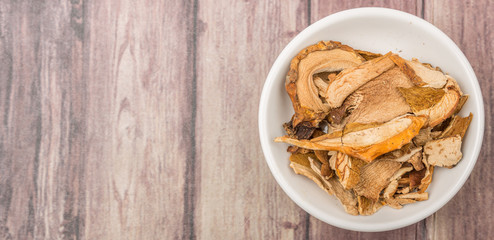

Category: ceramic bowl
[258, 7, 484, 232]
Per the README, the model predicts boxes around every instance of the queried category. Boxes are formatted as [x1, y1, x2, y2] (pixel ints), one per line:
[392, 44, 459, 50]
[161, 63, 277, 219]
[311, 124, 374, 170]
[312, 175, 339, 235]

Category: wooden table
[0, 0, 492, 239]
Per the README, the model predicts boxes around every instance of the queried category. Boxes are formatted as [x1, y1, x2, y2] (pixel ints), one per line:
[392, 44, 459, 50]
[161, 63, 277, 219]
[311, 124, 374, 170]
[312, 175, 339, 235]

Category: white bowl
[258, 7, 484, 232]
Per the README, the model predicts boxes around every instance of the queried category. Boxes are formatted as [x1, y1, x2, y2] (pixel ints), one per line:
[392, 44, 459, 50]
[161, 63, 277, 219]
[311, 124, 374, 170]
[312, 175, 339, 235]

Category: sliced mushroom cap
[286, 41, 364, 127]
[325, 53, 395, 108]
[438, 113, 473, 139]
[341, 67, 414, 124]
[275, 115, 427, 162]
[408, 151, 425, 171]
[416, 79, 461, 127]
[424, 135, 463, 168]
[409, 168, 427, 189]
[353, 159, 402, 200]
[395, 192, 429, 201]
[334, 152, 367, 189]
[406, 59, 447, 88]
[390, 55, 447, 88]
[358, 196, 383, 215]
[289, 153, 335, 196]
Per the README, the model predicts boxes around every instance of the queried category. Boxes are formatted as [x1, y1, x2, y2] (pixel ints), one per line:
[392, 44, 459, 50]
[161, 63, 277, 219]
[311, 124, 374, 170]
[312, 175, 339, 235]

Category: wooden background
[0, 0, 492, 239]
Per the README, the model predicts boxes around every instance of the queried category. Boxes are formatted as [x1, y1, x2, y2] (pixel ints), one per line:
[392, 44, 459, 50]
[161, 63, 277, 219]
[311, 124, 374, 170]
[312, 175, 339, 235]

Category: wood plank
[81, 0, 195, 239]
[310, 0, 422, 23]
[309, 1, 426, 238]
[194, 0, 310, 239]
[423, 0, 494, 239]
[0, 1, 43, 239]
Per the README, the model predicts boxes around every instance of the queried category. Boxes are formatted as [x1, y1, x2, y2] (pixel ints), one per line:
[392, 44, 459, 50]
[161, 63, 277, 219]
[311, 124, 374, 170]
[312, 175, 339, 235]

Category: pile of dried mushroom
[275, 41, 472, 215]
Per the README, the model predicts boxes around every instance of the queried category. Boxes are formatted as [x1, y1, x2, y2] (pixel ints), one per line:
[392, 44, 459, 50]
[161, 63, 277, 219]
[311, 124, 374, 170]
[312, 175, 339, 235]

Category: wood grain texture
[81, 0, 195, 239]
[194, 0, 310, 239]
[0, 0, 492, 239]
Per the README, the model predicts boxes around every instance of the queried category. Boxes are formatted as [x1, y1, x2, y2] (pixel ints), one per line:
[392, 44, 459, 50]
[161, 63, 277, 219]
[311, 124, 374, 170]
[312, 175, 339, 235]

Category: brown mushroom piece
[275, 115, 427, 162]
[353, 159, 402, 201]
[325, 53, 396, 108]
[333, 66, 415, 125]
[358, 196, 383, 215]
[286, 41, 364, 128]
[333, 152, 367, 189]
[424, 135, 463, 168]
[438, 113, 473, 139]
[390, 55, 447, 88]
[400, 79, 461, 127]
[289, 153, 334, 196]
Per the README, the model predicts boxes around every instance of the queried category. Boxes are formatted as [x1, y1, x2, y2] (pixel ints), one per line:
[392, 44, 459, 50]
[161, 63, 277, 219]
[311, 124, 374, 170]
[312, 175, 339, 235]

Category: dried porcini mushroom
[286, 41, 364, 127]
[398, 86, 446, 112]
[438, 113, 473, 139]
[276, 41, 471, 215]
[275, 114, 426, 162]
[358, 196, 383, 215]
[325, 53, 395, 108]
[416, 79, 461, 127]
[424, 136, 463, 168]
[341, 67, 414, 124]
[334, 152, 367, 189]
[354, 159, 402, 201]
[356, 49, 383, 61]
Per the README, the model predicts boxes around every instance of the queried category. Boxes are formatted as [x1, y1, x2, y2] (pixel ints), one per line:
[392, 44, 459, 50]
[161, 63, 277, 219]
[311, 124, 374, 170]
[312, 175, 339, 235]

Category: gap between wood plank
[183, 0, 199, 239]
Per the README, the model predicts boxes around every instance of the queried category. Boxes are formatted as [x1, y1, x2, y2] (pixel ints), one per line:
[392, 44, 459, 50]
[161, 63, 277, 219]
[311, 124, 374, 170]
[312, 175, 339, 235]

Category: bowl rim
[258, 7, 485, 232]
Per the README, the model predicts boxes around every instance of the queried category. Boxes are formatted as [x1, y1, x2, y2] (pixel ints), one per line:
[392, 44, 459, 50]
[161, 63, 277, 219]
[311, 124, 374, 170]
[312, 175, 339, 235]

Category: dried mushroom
[415, 80, 461, 127]
[341, 67, 414, 124]
[424, 136, 463, 168]
[438, 113, 473, 139]
[354, 159, 402, 201]
[276, 41, 471, 215]
[358, 196, 383, 215]
[275, 115, 426, 162]
[325, 53, 395, 108]
[333, 152, 367, 189]
[286, 41, 364, 128]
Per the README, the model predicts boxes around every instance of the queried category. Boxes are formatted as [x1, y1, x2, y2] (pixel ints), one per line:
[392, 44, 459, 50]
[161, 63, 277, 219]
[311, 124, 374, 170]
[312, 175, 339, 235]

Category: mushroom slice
[358, 196, 383, 215]
[413, 127, 437, 146]
[286, 41, 364, 127]
[397, 86, 446, 113]
[454, 95, 469, 114]
[356, 49, 383, 61]
[314, 150, 333, 179]
[409, 168, 427, 189]
[408, 151, 424, 171]
[416, 80, 461, 127]
[275, 115, 427, 162]
[334, 152, 367, 189]
[383, 180, 402, 209]
[325, 53, 395, 108]
[395, 192, 429, 201]
[353, 159, 402, 201]
[390, 165, 414, 181]
[390, 55, 447, 88]
[386, 147, 423, 163]
[406, 59, 448, 88]
[399, 80, 461, 128]
[438, 113, 473, 139]
[289, 153, 334, 195]
[418, 158, 434, 193]
[342, 67, 414, 124]
[424, 136, 463, 168]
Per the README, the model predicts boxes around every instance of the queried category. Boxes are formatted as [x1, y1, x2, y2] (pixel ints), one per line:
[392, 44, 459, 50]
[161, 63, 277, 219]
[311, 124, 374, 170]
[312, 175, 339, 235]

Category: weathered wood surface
[0, 0, 492, 239]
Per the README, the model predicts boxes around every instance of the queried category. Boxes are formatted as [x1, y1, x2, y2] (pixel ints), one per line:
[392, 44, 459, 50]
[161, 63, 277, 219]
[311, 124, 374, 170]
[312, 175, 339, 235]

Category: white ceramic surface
[258, 8, 484, 232]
